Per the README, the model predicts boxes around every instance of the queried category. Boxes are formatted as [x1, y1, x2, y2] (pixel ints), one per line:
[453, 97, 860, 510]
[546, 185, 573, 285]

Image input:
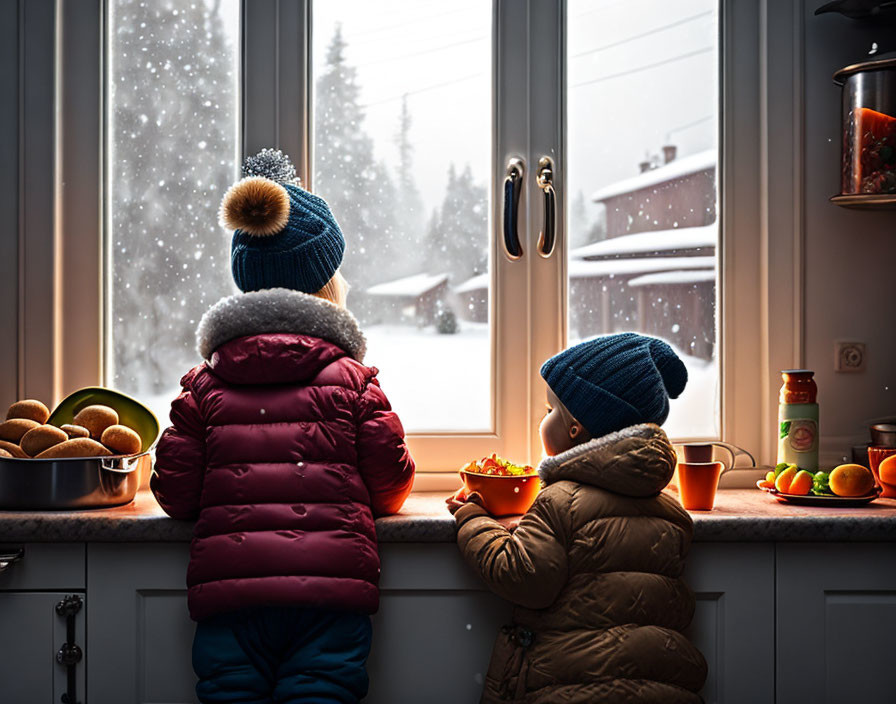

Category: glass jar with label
[777, 370, 819, 472]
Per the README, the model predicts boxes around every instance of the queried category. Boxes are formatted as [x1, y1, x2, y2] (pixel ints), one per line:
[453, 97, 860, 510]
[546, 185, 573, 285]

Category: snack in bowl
[459, 454, 541, 516]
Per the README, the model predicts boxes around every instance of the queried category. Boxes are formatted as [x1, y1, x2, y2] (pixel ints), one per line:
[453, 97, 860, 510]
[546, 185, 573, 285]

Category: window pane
[566, 0, 719, 437]
[312, 1, 492, 432]
[107, 0, 241, 421]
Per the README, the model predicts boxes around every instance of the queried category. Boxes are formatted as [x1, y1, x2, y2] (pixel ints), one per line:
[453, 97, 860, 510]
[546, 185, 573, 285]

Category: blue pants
[192, 606, 372, 704]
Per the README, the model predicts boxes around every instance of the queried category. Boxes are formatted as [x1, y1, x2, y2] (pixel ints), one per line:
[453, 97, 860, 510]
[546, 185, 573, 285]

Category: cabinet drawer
[0, 543, 85, 590]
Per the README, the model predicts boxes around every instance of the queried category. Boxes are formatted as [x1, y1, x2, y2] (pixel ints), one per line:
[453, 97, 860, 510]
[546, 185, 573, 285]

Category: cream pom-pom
[219, 176, 290, 237]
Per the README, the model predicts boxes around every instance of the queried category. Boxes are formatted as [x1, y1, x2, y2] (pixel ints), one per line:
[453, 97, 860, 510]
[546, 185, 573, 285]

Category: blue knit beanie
[540, 333, 688, 439]
[220, 149, 345, 294]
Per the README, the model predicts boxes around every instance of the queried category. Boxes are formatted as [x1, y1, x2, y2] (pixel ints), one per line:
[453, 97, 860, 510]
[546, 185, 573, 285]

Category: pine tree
[313, 25, 399, 296]
[428, 163, 488, 286]
[394, 94, 425, 271]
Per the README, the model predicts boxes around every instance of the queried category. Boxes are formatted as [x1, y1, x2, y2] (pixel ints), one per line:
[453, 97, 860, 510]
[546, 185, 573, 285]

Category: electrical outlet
[834, 341, 865, 372]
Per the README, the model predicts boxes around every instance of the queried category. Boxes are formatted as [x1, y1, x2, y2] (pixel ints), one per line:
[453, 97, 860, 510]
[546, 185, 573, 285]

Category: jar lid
[833, 55, 896, 85]
[781, 369, 814, 375]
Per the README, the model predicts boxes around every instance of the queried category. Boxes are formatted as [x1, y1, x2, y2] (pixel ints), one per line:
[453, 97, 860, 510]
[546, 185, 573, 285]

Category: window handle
[536, 157, 556, 258]
[502, 157, 525, 260]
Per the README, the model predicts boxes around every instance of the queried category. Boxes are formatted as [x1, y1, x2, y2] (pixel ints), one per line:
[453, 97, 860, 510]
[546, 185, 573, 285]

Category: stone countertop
[0, 489, 895, 543]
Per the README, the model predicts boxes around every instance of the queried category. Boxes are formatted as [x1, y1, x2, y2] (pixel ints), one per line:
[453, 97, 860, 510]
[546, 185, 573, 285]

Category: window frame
[2, 0, 804, 483]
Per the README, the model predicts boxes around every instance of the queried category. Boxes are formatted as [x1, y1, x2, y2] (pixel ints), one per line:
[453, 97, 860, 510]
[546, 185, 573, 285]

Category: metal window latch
[503, 157, 525, 260]
[55, 594, 83, 704]
[536, 157, 556, 258]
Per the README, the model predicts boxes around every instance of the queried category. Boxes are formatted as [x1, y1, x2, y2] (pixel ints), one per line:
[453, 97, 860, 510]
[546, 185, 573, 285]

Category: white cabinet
[776, 543, 896, 704]
[367, 544, 511, 704]
[0, 544, 86, 704]
[87, 543, 196, 704]
[685, 543, 776, 704]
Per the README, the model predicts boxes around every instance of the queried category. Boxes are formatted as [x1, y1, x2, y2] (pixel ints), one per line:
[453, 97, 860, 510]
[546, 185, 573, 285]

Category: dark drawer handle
[0, 548, 23, 573]
[56, 594, 83, 704]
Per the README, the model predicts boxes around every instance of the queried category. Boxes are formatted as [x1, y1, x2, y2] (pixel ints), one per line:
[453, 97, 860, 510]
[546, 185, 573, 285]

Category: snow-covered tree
[109, 0, 238, 396]
[426, 163, 488, 286]
[394, 94, 425, 260]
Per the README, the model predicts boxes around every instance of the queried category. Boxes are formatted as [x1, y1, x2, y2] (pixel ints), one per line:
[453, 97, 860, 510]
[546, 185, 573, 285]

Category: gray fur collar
[197, 288, 367, 362]
[538, 423, 676, 497]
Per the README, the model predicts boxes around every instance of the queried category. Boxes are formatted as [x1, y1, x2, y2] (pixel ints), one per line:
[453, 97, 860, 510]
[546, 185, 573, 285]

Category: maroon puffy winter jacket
[151, 288, 415, 621]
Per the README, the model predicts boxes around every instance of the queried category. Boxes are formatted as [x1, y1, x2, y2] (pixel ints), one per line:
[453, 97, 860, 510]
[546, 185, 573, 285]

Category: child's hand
[445, 489, 484, 515]
[497, 515, 522, 533]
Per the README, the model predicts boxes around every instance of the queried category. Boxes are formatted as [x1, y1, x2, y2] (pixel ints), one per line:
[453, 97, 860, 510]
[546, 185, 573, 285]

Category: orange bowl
[459, 470, 541, 516]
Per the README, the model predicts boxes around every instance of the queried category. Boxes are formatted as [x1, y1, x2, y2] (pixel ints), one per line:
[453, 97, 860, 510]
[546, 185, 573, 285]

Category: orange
[829, 464, 875, 497]
[775, 467, 797, 493]
[787, 470, 813, 496]
[758, 479, 775, 489]
[765, 471, 776, 483]
[879, 455, 896, 486]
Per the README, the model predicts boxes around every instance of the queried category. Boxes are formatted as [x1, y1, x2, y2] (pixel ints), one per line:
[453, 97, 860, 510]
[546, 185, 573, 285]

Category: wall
[802, 5, 896, 463]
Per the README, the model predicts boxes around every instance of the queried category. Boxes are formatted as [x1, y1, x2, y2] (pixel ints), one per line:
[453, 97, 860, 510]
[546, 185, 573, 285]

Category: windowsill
[1, 486, 895, 545]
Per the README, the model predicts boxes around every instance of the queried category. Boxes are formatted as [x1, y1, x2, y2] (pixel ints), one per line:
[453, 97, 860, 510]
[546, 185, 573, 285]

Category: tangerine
[878, 454, 896, 486]
[787, 470, 813, 496]
[829, 463, 875, 497]
[775, 467, 797, 493]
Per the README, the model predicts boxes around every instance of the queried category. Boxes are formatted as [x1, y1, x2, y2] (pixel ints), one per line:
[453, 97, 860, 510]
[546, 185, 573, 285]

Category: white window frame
[2, 0, 805, 484]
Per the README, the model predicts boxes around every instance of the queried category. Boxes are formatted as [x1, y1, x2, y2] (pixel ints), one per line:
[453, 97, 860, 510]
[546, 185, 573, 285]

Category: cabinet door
[366, 544, 513, 704]
[87, 543, 196, 704]
[684, 543, 775, 704]
[0, 591, 85, 703]
[777, 543, 896, 704]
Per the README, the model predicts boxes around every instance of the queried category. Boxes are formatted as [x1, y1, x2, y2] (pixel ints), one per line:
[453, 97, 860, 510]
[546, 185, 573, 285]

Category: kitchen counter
[1, 488, 895, 543]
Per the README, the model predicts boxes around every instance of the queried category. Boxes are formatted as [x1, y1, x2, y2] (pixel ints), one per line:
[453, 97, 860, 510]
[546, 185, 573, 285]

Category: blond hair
[313, 270, 349, 308]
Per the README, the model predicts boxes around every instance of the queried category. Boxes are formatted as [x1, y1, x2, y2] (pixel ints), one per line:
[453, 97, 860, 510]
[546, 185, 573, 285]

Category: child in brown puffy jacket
[448, 333, 707, 703]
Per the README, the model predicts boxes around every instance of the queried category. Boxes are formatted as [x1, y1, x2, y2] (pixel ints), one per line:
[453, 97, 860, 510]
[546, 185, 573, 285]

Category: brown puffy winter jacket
[455, 424, 707, 703]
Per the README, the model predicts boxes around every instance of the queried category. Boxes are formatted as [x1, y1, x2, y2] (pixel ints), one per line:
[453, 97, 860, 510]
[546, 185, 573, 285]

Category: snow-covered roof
[569, 255, 716, 279]
[571, 224, 716, 260]
[627, 269, 716, 287]
[366, 272, 449, 297]
[591, 149, 716, 203]
[454, 272, 489, 294]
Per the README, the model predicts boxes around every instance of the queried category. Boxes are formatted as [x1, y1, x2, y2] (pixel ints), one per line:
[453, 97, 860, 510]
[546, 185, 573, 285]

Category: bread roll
[100, 425, 142, 456]
[60, 424, 90, 439]
[72, 405, 119, 439]
[0, 448, 12, 458]
[0, 440, 28, 458]
[20, 425, 68, 457]
[35, 438, 112, 459]
[6, 399, 50, 424]
[0, 419, 41, 443]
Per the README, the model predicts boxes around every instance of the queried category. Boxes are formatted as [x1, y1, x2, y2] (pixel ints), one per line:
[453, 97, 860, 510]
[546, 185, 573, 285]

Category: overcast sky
[312, 0, 717, 221]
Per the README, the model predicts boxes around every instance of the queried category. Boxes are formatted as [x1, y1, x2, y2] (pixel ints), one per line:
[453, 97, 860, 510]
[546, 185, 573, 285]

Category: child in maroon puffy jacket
[151, 149, 415, 704]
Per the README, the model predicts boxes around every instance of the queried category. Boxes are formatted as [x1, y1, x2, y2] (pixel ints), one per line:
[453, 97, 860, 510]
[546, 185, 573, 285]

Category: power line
[360, 73, 484, 109]
[360, 36, 486, 68]
[668, 115, 712, 135]
[571, 46, 713, 88]
[571, 10, 713, 59]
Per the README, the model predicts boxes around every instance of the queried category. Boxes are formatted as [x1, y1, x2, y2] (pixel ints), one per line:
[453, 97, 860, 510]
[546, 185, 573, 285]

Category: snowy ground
[143, 324, 718, 439]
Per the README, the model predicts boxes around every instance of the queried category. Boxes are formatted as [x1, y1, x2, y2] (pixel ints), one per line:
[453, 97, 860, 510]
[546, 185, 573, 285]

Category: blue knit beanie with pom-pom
[540, 332, 688, 439]
[219, 148, 345, 294]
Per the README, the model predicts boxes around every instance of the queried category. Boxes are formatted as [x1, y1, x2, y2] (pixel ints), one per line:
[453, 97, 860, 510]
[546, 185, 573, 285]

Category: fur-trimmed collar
[538, 423, 676, 497]
[197, 288, 367, 362]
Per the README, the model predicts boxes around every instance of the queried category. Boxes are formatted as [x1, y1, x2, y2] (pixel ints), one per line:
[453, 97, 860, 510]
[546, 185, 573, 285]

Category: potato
[35, 438, 112, 459]
[6, 399, 50, 424]
[0, 448, 12, 458]
[100, 425, 142, 456]
[60, 424, 90, 439]
[72, 405, 119, 439]
[0, 418, 41, 443]
[20, 425, 68, 457]
[0, 440, 28, 458]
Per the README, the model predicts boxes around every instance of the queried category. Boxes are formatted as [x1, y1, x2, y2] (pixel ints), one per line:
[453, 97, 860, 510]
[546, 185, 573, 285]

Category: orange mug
[677, 461, 728, 511]
[868, 446, 896, 498]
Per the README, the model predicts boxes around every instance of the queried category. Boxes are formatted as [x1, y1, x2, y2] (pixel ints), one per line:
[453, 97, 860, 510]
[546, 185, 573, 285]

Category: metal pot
[0, 452, 151, 510]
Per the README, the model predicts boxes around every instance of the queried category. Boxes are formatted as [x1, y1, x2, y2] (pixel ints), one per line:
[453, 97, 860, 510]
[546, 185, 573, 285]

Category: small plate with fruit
[458, 454, 541, 516]
[756, 462, 882, 506]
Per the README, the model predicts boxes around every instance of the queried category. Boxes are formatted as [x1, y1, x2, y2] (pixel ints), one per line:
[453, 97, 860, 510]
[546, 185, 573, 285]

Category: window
[106, 0, 241, 421]
[64, 0, 773, 474]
